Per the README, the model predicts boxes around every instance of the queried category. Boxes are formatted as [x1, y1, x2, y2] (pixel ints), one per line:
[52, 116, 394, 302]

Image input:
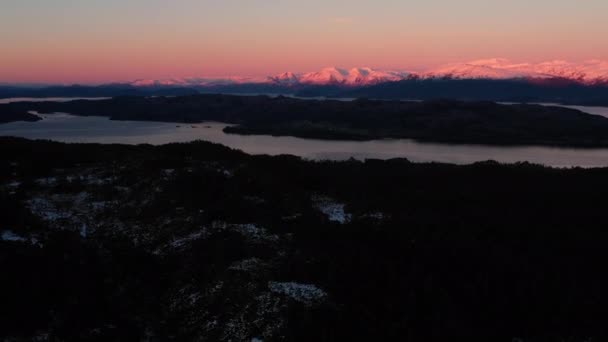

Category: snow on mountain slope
[131, 67, 411, 87]
[129, 60, 608, 87]
[267, 72, 300, 86]
[131, 76, 266, 87]
[299, 67, 351, 85]
[269, 67, 410, 86]
[425, 59, 541, 79]
[424, 59, 608, 83]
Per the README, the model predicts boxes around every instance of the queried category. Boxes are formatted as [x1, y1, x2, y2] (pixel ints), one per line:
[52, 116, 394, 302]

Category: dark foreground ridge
[4, 94, 608, 147]
[1, 137, 608, 341]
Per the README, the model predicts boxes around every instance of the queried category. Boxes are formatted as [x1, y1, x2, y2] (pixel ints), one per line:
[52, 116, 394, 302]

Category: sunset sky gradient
[2, 0, 607, 84]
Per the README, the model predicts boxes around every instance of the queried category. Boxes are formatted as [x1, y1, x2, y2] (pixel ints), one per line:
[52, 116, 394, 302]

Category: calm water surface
[2, 97, 608, 167]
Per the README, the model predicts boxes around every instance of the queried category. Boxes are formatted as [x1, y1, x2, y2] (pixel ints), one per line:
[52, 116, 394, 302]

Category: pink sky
[1, 0, 607, 84]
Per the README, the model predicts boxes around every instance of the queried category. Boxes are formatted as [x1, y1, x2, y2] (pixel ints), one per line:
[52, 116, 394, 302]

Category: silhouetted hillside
[1, 137, 608, 341]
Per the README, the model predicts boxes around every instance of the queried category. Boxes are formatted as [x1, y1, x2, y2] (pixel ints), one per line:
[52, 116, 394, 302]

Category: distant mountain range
[1, 59, 607, 106]
[424, 59, 608, 85]
[267, 67, 410, 86]
[130, 67, 411, 87]
[129, 59, 608, 87]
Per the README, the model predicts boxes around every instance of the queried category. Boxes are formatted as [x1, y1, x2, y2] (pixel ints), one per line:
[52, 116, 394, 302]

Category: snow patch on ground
[221, 169, 233, 177]
[206, 222, 279, 242]
[170, 285, 205, 311]
[27, 197, 73, 221]
[5, 181, 21, 188]
[169, 230, 205, 248]
[28, 192, 92, 221]
[233, 224, 279, 242]
[3, 181, 21, 194]
[35, 177, 57, 186]
[161, 169, 175, 178]
[312, 196, 352, 224]
[90, 201, 113, 211]
[268, 282, 328, 305]
[361, 211, 387, 220]
[159, 222, 278, 254]
[63, 171, 115, 185]
[220, 290, 286, 341]
[234, 224, 263, 238]
[1, 230, 27, 242]
[281, 213, 302, 221]
[229, 258, 264, 272]
[80, 223, 88, 238]
[83, 174, 116, 185]
[26, 192, 102, 238]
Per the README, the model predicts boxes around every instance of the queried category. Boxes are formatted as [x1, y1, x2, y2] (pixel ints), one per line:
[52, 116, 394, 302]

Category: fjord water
[2, 98, 608, 167]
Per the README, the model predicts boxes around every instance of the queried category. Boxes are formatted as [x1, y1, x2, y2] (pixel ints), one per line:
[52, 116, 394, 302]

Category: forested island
[1, 137, 608, 341]
[3, 94, 608, 147]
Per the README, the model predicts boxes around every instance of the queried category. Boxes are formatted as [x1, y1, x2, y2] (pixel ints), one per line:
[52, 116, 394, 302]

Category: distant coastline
[2, 77, 608, 107]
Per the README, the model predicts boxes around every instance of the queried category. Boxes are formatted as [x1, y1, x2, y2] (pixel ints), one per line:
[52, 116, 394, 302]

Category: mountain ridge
[127, 59, 608, 87]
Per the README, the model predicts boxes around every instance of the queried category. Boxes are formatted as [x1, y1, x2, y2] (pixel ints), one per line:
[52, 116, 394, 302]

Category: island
[3, 94, 608, 148]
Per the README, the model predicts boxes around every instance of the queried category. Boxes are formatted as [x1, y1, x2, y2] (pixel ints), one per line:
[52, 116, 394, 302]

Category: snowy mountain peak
[128, 60, 608, 88]
[131, 76, 266, 87]
[267, 72, 300, 85]
[270, 66, 411, 86]
[424, 59, 608, 83]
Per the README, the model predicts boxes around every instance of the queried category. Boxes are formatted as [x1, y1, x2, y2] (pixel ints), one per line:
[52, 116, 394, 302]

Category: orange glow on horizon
[2, 0, 607, 84]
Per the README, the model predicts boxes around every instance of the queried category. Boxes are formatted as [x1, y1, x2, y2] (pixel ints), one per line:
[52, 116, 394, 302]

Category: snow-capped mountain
[131, 76, 266, 87]
[269, 67, 410, 86]
[131, 67, 411, 87]
[423, 59, 608, 84]
[267, 72, 300, 86]
[424, 58, 541, 80]
[129, 60, 608, 88]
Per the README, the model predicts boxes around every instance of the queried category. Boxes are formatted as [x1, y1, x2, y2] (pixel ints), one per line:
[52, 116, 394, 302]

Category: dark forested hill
[1, 137, 608, 341]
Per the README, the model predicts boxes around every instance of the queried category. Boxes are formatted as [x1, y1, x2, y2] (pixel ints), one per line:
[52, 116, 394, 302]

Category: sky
[1, 0, 607, 84]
